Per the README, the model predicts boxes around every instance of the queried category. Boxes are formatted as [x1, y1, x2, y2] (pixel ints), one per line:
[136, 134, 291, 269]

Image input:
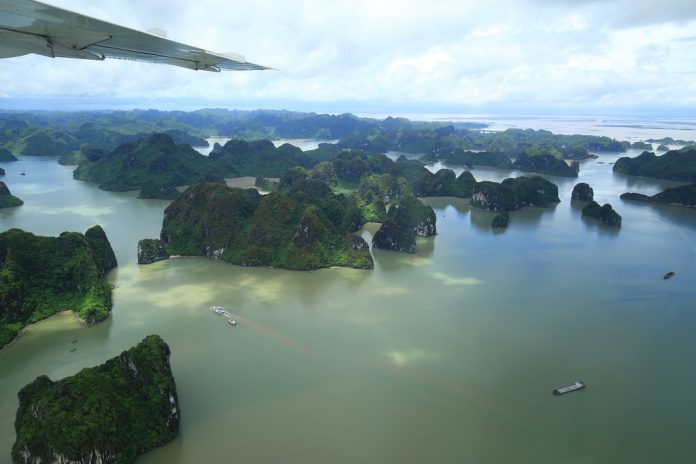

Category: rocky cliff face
[138, 239, 171, 264]
[157, 182, 373, 270]
[471, 177, 560, 212]
[12, 335, 179, 464]
[0, 148, 18, 161]
[582, 201, 622, 228]
[372, 196, 436, 253]
[0, 181, 23, 208]
[513, 153, 579, 177]
[572, 182, 594, 201]
[471, 182, 519, 212]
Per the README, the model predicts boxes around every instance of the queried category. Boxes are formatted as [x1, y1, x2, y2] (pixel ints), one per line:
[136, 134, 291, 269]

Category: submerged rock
[12, 335, 179, 464]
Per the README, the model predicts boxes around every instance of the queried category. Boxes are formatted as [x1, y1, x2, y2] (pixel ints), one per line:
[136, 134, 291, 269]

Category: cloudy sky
[2, 0, 696, 115]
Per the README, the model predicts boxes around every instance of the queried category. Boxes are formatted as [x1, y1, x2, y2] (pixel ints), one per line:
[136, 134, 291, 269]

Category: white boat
[209, 306, 227, 315]
[227, 319, 238, 326]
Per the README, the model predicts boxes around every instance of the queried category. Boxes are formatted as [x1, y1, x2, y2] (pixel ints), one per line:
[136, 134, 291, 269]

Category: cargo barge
[553, 381, 585, 396]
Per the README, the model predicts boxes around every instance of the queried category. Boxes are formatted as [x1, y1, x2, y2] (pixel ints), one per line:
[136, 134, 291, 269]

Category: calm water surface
[2, 138, 696, 462]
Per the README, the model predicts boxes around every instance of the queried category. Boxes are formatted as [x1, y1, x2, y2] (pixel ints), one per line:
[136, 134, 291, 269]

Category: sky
[1, 0, 696, 116]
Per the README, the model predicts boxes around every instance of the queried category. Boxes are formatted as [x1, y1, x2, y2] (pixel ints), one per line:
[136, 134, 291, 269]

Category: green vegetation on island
[73, 133, 224, 198]
[0, 226, 117, 348]
[572, 182, 594, 201]
[137, 239, 171, 264]
[354, 174, 412, 222]
[254, 176, 279, 192]
[138, 180, 181, 200]
[150, 177, 374, 271]
[320, 150, 476, 198]
[620, 184, 696, 209]
[12, 334, 179, 464]
[338, 126, 624, 161]
[613, 147, 696, 182]
[0, 181, 23, 208]
[471, 176, 560, 212]
[372, 196, 437, 253]
[513, 153, 579, 177]
[0, 148, 17, 161]
[581, 201, 622, 228]
[209, 139, 333, 177]
[646, 137, 695, 146]
[1, 109, 472, 165]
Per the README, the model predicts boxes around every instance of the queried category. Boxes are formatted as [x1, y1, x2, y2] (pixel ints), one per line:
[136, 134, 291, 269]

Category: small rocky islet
[581, 201, 622, 228]
[0, 181, 23, 208]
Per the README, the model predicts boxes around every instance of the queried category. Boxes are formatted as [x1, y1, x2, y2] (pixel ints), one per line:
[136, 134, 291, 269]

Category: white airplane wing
[0, 0, 271, 71]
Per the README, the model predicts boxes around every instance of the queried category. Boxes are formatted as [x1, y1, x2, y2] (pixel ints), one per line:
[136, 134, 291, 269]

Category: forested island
[73, 133, 224, 198]
[0, 181, 23, 208]
[582, 201, 622, 228]
[12, 334, 179, 464]
[0, 226, 117, 348]
[0, 109, 466, 164]
[0, 148, 17, 161]
[613, 147, 696, 182]
[621, 184, 696, 209]
[571, 183, 594, 201]
[470, 176, 560, 212]
[1, 109, 643, 181]
[142, 179, 376, 270]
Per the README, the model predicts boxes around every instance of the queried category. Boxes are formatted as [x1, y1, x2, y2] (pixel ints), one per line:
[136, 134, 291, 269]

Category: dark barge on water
[664, 271, 675, 280]
[553, 381, 585, 396]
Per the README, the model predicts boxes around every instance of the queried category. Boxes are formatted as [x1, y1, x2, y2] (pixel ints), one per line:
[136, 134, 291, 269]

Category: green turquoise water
[2, 151, 696, 463]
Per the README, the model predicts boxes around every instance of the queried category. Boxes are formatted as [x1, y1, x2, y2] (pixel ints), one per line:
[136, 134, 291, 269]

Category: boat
[209, 306, 227, 315]
[553, 381, 585, 396]
[664, 271, 675, 280]
[227, 319, 238, 326]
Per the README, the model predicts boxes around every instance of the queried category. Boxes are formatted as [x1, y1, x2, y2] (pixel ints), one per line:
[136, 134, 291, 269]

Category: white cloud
[2, 0, 696, 113]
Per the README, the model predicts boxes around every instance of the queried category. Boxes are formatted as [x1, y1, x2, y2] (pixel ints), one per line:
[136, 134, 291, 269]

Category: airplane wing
[0, 0, 271, 71]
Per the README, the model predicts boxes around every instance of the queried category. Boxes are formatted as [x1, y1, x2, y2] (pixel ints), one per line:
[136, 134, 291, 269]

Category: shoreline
[0, 310, 84, 354]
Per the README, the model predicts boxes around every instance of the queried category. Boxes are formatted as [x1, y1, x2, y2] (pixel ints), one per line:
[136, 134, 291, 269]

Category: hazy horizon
[1, 0, 695, 117]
